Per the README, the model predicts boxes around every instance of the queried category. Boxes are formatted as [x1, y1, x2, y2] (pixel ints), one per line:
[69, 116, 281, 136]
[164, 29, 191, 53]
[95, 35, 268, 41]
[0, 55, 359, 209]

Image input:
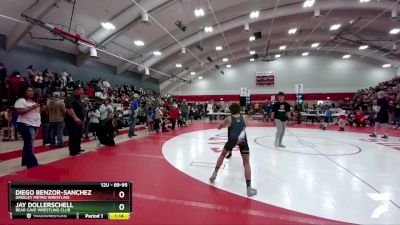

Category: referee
[271, 92, 291, 148]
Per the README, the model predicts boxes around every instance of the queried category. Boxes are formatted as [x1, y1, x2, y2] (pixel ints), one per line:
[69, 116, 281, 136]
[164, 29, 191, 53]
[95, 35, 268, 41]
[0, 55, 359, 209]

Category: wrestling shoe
[247, 187, 257, 197]
[209, 172, 217, 183]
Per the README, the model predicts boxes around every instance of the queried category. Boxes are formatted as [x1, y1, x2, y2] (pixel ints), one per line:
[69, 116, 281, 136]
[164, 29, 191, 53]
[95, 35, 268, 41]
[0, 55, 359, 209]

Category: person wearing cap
[46, 92, 66, 147]
[65, 85, 85, 156]
[128, 94, 139, 137]
[271, 92, 291, 148]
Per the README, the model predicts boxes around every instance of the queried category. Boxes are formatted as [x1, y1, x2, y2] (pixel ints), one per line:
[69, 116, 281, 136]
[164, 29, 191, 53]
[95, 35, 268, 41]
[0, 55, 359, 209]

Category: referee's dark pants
[66, 121, 82, 155]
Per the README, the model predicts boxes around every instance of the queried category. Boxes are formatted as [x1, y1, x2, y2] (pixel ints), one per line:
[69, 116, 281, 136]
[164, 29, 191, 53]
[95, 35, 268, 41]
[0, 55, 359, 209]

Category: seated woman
[97, 113, 116, 147]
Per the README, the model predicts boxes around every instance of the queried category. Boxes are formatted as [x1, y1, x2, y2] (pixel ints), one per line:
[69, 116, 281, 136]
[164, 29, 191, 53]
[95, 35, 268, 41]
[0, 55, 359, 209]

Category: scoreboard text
[8, 182, 132, 220]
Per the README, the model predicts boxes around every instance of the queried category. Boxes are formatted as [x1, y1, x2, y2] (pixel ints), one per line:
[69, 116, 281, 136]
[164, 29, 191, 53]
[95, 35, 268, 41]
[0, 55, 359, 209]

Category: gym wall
[172, 53, 396, 100]
[0, 35, 159, 89]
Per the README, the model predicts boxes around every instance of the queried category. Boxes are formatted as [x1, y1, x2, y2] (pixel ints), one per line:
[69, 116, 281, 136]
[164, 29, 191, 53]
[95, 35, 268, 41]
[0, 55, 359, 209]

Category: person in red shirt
[121, 95, 130, 108]
[7, 71, 26, 103]
[168, 104, 179, 130]
[352, 111, 368, 127]
[163, 99, 170, 108]
[85, 85, 95, 98]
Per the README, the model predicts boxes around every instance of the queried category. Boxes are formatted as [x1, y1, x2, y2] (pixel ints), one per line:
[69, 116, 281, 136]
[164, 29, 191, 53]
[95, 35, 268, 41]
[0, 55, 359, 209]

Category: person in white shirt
[88, 107, 100, 138]
[102, 80, 111, 88]
[99, 98, 113, 126]
[14, 86, 41, 168]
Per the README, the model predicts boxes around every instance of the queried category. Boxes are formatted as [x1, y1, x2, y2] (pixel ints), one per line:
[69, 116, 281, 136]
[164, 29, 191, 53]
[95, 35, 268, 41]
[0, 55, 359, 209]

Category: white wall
[173, 54, 396, 95]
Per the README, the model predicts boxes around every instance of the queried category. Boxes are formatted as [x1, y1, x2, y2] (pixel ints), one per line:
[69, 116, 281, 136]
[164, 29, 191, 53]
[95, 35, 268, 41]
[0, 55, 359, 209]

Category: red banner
[256, 74, 274, 86]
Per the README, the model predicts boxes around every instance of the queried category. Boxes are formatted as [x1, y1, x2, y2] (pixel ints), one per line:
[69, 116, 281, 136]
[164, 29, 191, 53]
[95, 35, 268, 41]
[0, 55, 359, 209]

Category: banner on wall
[256, 72, 275, 86]
[295, 83, 304, 94]
[240, 88, 251, 107]
[295, 83, 304, 104]
[240, 88, 250, 97]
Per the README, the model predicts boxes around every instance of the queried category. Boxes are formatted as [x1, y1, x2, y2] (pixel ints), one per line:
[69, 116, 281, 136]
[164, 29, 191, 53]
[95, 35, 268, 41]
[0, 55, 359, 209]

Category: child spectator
[147, 107, 154, 133]
[168, 104, 179, 130]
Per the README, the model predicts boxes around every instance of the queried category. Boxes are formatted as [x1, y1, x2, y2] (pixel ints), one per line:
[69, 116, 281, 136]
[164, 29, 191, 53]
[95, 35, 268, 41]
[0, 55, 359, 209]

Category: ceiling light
[204, 26, 213, 32]
[360, 0, 370, 2]
[244, 23, 250, 31]
[191, 72, 196, 75]
[216, 46, 223, 51]
[288, 28, 297, 34]
[311, 43, 320, 48]
[134, 40, 144, 46]
[194, 8, 205, 17]
[101, 22, 116, 30]
[330, 24, 341, 31]
[302, 52, 309, 56]
[222, 58, 228, 62]
[390, 28, 400, 35]
[153, 51, 162, 56]
[250, 58, 255, 62]
[198, 76, 203, 80]
[250, 11, 259, 19]
[279, 45, 287, 50]
[226, 64, 231, 68]
[141, 10, 150, 24]
[303, 0, 315, 8]
[275, 54, 281, 58]
[359, 45, 368, 50]
[249, 50, 256, 55]
[249, 36, 256, 41]
[180, 47, 186, 54]
[342, 54, 351, 59]
[176, 64, 182, 68]
[314, 8, 321, 17]
[89, 47, 98, 58]
[145, 68, 150, 75]
[382, 64, 392, 68]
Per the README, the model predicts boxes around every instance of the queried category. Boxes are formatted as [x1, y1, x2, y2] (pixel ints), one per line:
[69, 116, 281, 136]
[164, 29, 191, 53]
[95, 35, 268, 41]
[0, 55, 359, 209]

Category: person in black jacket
[0, 62, 7, 102]
[65, 84, 85, 156]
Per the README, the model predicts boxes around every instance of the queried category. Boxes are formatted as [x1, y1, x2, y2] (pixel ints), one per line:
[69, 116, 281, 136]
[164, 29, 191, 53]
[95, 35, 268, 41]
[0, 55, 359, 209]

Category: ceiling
[0, 0, 400, 91]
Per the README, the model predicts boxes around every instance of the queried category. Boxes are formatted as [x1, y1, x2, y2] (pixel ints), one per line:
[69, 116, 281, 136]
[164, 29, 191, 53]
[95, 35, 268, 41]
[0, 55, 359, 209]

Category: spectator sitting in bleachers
[1, 63, 189, 161]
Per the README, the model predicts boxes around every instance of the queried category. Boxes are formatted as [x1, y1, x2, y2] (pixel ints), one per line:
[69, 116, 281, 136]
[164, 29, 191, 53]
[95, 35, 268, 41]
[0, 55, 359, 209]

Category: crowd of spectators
[0, 62, 197, 168]
[244, 76, 400, 128]
[1, 58, 400, 167]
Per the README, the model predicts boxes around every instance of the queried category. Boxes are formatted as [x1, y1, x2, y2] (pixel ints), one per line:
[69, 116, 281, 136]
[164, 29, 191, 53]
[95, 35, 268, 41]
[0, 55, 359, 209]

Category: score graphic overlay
[8, 182, 132, 220]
